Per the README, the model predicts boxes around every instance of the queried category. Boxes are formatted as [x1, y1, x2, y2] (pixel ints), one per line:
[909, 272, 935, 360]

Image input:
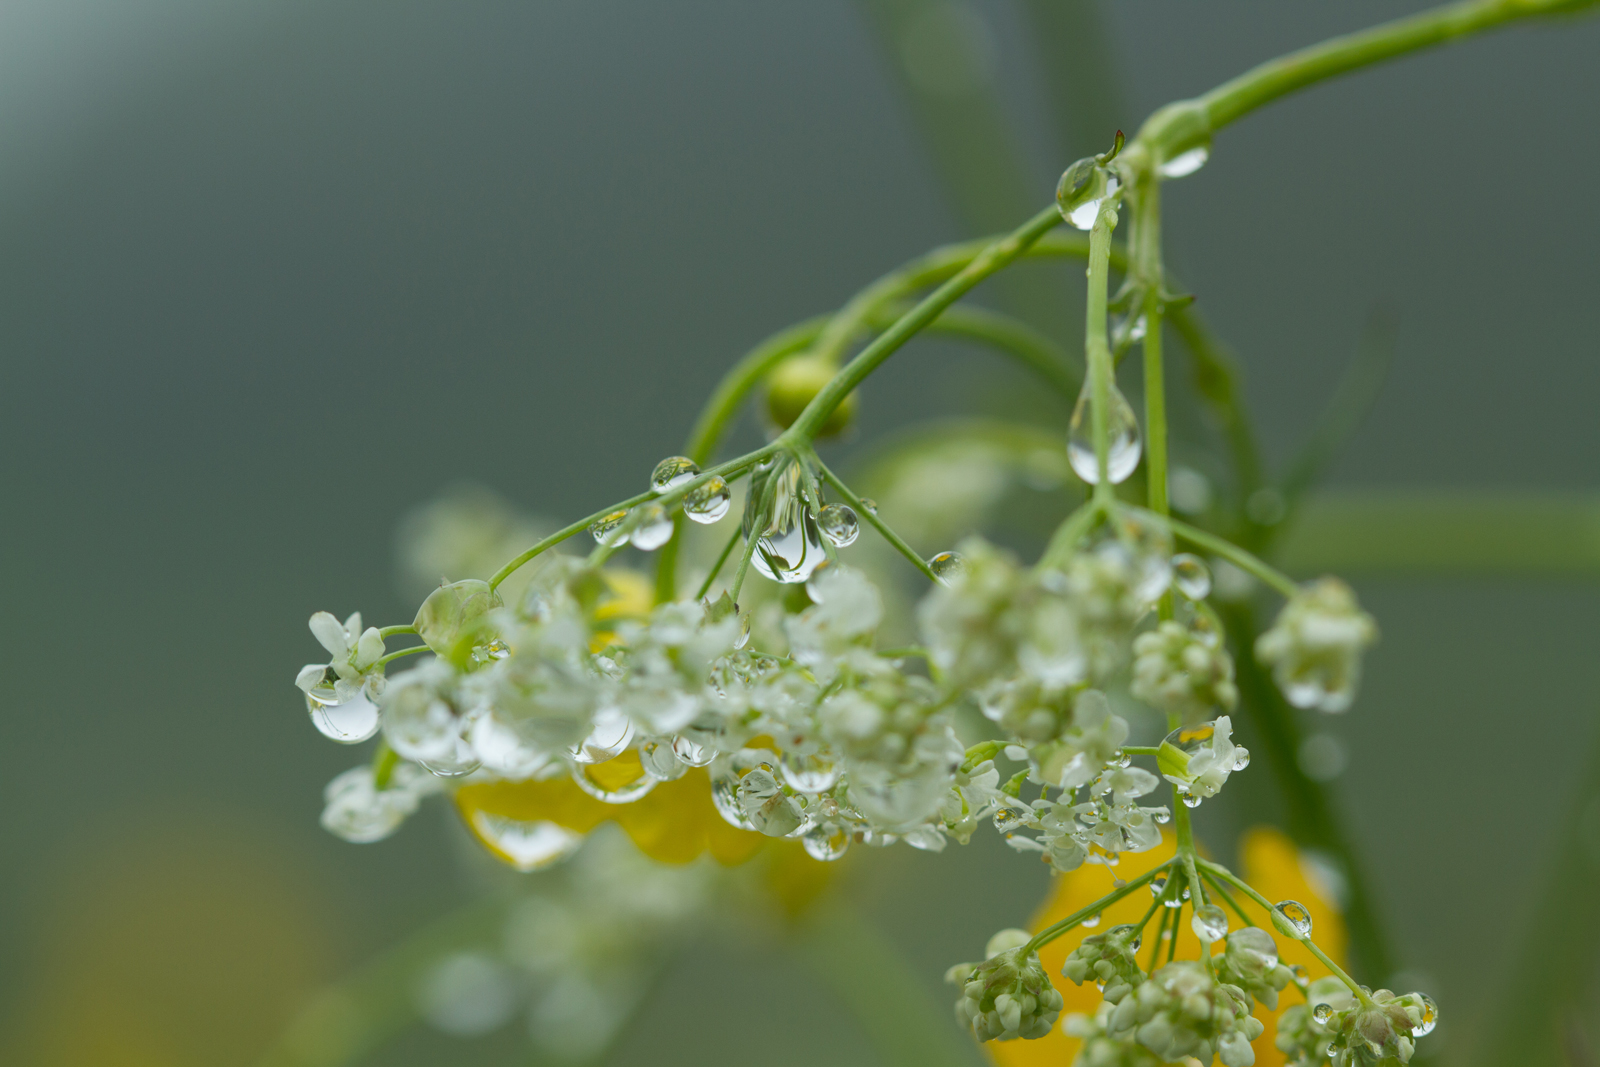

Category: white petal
[356, 627, 386, 668]
[296, 663, 328, 692]
[310, 612, 350, 656]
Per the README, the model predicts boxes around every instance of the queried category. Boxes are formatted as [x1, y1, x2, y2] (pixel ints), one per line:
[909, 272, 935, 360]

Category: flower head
[1254, 578, 1377, 713]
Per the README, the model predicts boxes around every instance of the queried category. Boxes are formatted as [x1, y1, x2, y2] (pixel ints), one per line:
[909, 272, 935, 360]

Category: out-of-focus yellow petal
[986, 827, 1347, 1067]
[455, 765, 773, 868]
[596, 568, 653, 621]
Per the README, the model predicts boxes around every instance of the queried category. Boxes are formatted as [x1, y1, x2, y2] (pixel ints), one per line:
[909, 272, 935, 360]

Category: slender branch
[780, 206, 1065, 442]
[1026, 861, 1171, 952]
[1200, 870, 1252, 929]
[810, 453, 941, 584]
[373, 645, 430, 669]
[377, 625, 416, 639]
[694, 526, 744, 601]
[1084, 196, 1120, 500]
[1165, 515, 1299, 598]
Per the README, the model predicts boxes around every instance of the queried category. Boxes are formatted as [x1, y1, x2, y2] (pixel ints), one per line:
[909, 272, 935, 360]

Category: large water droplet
[469, 712, 551, 778]
[630, 503, 674, 552]
[1232, 748, 1251, 772]
[671, 733, 714, 767]
[307, 690, 380, 744]
[993, 804, 1029, 833]
[571, 749, 656, 804]
[1068, 381, 1142, 485]
[639, 738, 687, 781]
[1412, 993, 1439, 1037]
[780, 749, 839, 794]
[1273, 899, 1314, 938]
[1313, 1003, 1335, 1024]
[1289, 964, 1310, 988]
[929, 551, 965, 583]
[589, 509, 630, 548]
[1158, 145, 1210, 179]
[736, 763, 803, 837]
[464, 811, 583, 872]
[710, 757, 757, 830]
[684, 476, 731, 524]
[1182, 794, 1203, 809]
[818, 503, 859, 547]
[651, 455, 700, 492]
[742, 460, 826, 584]
[568, 706, 634, 764]
[858, 497, 878, 515]
[1150, 872, 1169, 897]
[1171, 553, 1212, 600]
[802, 821, 851, 861]
[1192, 904, 1229, 942]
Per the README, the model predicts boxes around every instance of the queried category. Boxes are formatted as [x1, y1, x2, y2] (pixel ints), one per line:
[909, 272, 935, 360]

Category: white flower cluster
[1107, 959, 1265, 1067]
[947, 929, 1064, 1041]
[1255, 577, 1377, 713]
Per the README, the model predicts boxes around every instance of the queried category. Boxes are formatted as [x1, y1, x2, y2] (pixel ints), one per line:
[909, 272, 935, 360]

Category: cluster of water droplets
[583, 456, 736, 552]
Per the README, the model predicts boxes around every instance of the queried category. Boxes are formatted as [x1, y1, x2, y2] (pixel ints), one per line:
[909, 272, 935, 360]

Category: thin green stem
[1025, 861, 1171, 952]
[694, 526, 744, 601]
[810, 453, 941, 585]
[373, 645, 429, 669]
[1201, 870, 1252, 929]
[1038, 498, 1107, 571]
[1147, 904, 1172, 972]
[377, 625, 415, 639]
[1120, 746, 1160, 757]
[371, 742, 399, 791]
[1200, 859, 1372, 1005]
[1165, 902, 1184, 964]
[1164, 515, 1299, 598]
[781, 206, 1065, 442]
[1134, 177, 1169, 523]
[1083, 197, 1120, 502]
[877, 647, 931, 661]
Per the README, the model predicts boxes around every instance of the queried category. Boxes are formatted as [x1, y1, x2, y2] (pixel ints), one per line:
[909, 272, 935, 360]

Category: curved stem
[377, 625, 416, 639]
[694, 526, 744, 601]
[1165, 515, 1299, 599]
[1025, 861, 1171, 953]
[781, 206, 1065, 442]
[373, 645, 429, 669]
[810, 452, 940, 584]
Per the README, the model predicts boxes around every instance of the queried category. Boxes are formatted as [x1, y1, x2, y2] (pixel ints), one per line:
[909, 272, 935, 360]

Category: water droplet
[1068, 380, 1142, 485]
[1171, 553, 1212, 600]
[568, 706, 634, 764]
[1232, 748, 1251, 772]
[742, 460, 826, 584]
[780, 749, 839, 793]
[1113, 750, 1132, 769]
[418, 749, 481, 779]
[651, 455, 700, 492]
[639, 738, 687, 781]
[1313, 1003, 1335, 1024]
[929, 551, 965, 583]
[1158, 145, 1210, 179]
[571, 749, 656, 804]
[629, 503, 674, 552]
[818, 503, 859, 547]
[671, 733, 714, 767]
[1080, 914, 1101, 929]
[1154, 810, 1171, 824]
[993, 805, 1029, 833]
[307, 690, 380, 744]
[1191, 904, 1229, 942]
[684, 476, 732, 524]
[468, 712, 552, 778]
[858, 497, 878, 515]
[1273, 899, 1314, 938]
[589, 509, 631, 547]
[710, 755, 757, 830]
[737, 763, 804, 837]
[1290, 964, 1309, 988]
[464, 811, 583, 872]
[1182, 794, 1203, 809]
[1149, 873, 1169, 897]
[1412, 993, 1439, 1037]
[802, 821, 851, 861]
[1057, 159, 1121, 230]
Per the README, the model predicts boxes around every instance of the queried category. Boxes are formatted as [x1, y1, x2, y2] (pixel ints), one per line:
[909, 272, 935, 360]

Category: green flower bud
[414, 578, 503, 665]
[765, 354, 857, 437]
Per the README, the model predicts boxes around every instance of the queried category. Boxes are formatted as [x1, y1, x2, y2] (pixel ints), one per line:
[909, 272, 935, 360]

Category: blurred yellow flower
[987, 827, 1346, 1067]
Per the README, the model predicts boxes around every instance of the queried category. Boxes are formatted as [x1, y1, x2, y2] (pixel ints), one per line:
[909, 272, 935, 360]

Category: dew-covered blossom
[320, 762, 442, 843]
[1109, 959, 1265, 1067]
[1212, 926, 1293, 1009]
[296, 611, 386, 704]
[1325, 988, 1435, 1067]
[1158, 715, 1247, 801]
[1060, 924, 1145, 1003]
[948, 931, 1064, 1041]
[1255, 577, 1377, 713]
[1064, 1001, 1162, 1067]
[1131, 618, 1238, 724]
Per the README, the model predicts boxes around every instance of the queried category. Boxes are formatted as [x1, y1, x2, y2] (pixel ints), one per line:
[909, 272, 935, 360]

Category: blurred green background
[1, 1, 1597, 1064]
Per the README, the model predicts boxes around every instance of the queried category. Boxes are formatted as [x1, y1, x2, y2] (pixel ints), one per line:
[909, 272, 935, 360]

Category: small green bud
[414, 578, 502, 664]
[765, 354, 857, 437]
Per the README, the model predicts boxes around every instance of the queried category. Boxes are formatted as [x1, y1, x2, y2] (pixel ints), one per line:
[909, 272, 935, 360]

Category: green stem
[371, 742, 399, 790]
[1200, 870, 1253, 928]
[372, 645, 430, 669]
[1147, 904, 1172, 972]
[1167, 307, 1265, 511]
[1025, 861, 1171, 953]
[376, 625, 415, 639]
[1083, 196, 1119, 502]
[1165, 515, 1299, 598]
[694, 526, 744, 601]
[877, 647, 931, 661]
[781, 206, 1065, 442]
[1200, 860, 1372, 1006]
[1135, 177, 1168, 522]
[1132, 0, 1598, 161]
[810, 453, 941, 585]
